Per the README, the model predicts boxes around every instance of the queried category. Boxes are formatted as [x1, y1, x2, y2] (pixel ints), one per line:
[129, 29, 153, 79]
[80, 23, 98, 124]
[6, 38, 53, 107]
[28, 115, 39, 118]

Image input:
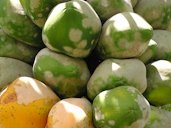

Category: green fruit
[0, 29, 40, 63]
[134, 0, 171, 31]
[152, 30, 171, 61]
[0, 0, 44, 47]
[93, 86, 150, 128]
[87, 0, 133, 21]
[96, 12, 153, 59]
[131, 0, 138, 7]
[144, 60, 171, 106]
[0, 57, 33, 91]
[42, 0, 102, 58]
[87, 58, 147, 100]
[145, 106, 171, 128]
[33, 48, 90, 98]
[138, 39, 157, 64]
[19, 0, 70, 28]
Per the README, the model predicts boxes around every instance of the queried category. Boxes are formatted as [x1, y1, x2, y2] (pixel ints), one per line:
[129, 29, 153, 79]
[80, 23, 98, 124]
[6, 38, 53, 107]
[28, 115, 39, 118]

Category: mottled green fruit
[93, 86, 150, 128]
[0, 29, 40, 63]
[19, 0, 70, 28]
[145, 106, 171, 128]
[96, 12, 153, 59]
[0, 0, 44, 47]
[138, 39, 157, 64]
[33, 48, 90, 98]
[131, 0, 138, 7]
[87, 0, 133, 21]
[42, 0, 101, 58]
[134, 0, 171, 31]
[87, 58, 147, 100]
[152, 30, 171, 61]
[160, 104, 171, 111]
[0, 57, 33, 91]
[144, 60, 171, 106]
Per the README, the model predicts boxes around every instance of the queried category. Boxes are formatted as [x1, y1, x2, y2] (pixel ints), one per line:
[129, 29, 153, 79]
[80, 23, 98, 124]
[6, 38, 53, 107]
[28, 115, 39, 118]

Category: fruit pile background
[0, 0, 171, 128]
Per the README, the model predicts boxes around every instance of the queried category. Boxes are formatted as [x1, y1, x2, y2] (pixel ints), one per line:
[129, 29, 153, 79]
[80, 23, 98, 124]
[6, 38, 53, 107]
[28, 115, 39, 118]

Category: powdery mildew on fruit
[126, 118, 145, 128]
[108, 120, 115, 126]
[74, 0, 101, 33]
[101, 0, 109, 7]
[63, 46, 90, 57]
[94, 107, 105, 121]
[127, 86, 136, 94]
[69, 28, 82, 43]
[77, 40, 87, 48]
[14, 77, 57, 105]
[135, 95, 150, 124]
[30, 0, 40, 10]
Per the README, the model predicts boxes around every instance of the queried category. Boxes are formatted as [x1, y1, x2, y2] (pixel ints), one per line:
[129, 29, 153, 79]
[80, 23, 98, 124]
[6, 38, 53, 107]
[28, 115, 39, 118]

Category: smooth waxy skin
[0, 0, 43, 47]
[33, 48, 90, 98]
[145, 106, 171, 128]
[87, 0, 133, 21]
[0, 77, 60, 128]
[87, 58, 147, 100]
[93, 86, 150, 128]
[42, 0, 101, 58]
[0, 57, 33, 91]
[0, 29, 40, 63]
[96, 12, 153, 59]
[135, 0, 171, 31]
[46, 98, 94, 128]
[19, 0, 70, 28]
[144, 60, 171, 106]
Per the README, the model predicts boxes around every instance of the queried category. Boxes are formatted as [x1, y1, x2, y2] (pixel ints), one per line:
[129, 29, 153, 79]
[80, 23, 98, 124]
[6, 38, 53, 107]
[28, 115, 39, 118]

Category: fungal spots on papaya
[69, 28, 82, 42]
[37, 13, 43, 18]
[77, 40, 87, 48]
[101, 0, 109, 7]
[30, 0, 41, 10]
[0, 89, 17, 104]
[108, 120, 115, 126]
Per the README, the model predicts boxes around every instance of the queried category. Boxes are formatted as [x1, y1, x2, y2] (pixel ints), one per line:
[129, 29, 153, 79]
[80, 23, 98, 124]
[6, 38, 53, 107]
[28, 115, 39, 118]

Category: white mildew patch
[101, 0, 109, 7]
[14, 77, 57, 105]
[127, 86, 136, 94]
[63, 46, 73, 53]
[72, 48, 90, 57]
[108, 120, 115, 126]
[94, 107, 105, 121]
[82, 18, 91, 29]
[126, 119, 145, 128]
[72, 0, 101, 33]
[44, 71, 56, 85]
[35, 18, 45, 27]
[82, 17, 100, 33]
[77, 40, 87, 48]
[37, 13, 43, 18]
[136, 95, 150, 119]
[46, 7, 49, 11]
[69, 28, 82, 42]
[30, 0, 41, 10]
